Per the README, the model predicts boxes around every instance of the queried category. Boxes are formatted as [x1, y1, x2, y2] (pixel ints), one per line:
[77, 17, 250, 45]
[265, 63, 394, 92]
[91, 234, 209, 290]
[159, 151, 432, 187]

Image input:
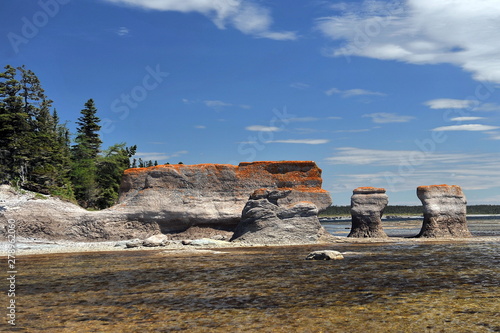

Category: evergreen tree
[71, 99, 102, 207]
[95, 143, 134, 209]
[0, 65, 28, 186]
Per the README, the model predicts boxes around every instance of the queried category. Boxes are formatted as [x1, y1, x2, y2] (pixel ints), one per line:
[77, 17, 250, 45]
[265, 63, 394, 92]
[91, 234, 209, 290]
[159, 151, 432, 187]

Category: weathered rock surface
[348, 187, 388, 238]
[0, 161, 331, 242]
[113, 161, 332, 232]
[305, 250, 344, 260]
[417, 185, 471, 238]
[142, 234, 170, 247]
[230, 189, 332, 245]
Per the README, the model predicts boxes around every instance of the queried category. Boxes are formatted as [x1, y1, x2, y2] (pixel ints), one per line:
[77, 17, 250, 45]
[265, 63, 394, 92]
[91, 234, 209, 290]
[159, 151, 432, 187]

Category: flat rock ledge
[417, 184, 472, 238]
[348, 187, 388, 238]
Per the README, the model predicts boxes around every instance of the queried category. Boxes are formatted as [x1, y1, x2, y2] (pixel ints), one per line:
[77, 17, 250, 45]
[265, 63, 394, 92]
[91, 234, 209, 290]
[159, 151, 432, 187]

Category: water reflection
[7, 240, 500, 332]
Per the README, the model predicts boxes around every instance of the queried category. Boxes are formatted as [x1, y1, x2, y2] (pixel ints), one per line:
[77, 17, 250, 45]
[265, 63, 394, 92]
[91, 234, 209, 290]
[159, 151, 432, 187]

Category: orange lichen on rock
[353, 187, 386, 194]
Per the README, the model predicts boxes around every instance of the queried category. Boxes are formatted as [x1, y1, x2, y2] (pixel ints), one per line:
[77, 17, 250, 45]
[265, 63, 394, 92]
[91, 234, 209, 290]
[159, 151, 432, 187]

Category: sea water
[2, 219, 499, 332]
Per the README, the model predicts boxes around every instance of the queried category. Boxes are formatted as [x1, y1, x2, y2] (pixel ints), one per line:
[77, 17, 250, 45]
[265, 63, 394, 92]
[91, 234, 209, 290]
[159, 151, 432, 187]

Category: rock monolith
[416, 184, 471, 238]
[230, 188, 332, 245]
[114, 161, 332, 232]
[348, 187, 388, 238]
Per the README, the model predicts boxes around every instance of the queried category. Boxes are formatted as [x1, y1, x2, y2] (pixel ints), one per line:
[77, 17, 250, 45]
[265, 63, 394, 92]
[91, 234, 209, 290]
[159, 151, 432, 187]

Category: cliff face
[112, 161, 332, 232]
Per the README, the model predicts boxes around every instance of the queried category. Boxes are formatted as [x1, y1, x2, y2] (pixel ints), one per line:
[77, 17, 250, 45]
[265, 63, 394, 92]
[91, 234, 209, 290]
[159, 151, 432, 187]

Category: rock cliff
[230, 189, 332, 244]
[112, 161, 332, 232]
[0, 161, 332, 241]
[417, 184, 471, 238]
[348, 187, 388, 238]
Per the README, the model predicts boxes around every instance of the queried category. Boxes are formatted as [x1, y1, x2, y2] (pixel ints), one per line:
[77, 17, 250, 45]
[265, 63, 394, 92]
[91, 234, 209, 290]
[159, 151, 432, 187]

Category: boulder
[348, 187, 388, 238]
[305, 250, 344, 260]
[125, 239, 143, 248]
[113, 161, 332, 232]
[416, 185, 471, 238]
[230, 189, 332, 245]
[142, 234, 170, 247]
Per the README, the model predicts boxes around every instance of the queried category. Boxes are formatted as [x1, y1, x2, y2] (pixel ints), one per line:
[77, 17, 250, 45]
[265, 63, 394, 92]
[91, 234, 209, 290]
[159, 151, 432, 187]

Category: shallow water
[322, 217, 500, 238]
[3, 239, 499, 332]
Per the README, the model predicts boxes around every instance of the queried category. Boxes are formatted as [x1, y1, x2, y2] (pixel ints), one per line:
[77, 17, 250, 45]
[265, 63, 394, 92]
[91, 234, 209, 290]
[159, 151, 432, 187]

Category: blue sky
[2, 0, 500, 205]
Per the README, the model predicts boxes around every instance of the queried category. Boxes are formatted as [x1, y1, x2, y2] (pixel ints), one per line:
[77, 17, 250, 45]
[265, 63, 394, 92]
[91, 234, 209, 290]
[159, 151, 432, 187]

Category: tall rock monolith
[416, 184, 471, 238]
[348, 187, 388, 238]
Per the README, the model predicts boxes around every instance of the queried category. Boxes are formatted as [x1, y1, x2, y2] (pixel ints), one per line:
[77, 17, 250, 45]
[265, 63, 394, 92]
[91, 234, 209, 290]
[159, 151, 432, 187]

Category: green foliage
[0, 65, 138, 210]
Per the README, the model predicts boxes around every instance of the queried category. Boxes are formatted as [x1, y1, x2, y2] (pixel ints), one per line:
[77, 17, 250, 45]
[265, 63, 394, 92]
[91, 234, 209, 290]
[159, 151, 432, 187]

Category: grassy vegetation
[320, 205, 500, 217]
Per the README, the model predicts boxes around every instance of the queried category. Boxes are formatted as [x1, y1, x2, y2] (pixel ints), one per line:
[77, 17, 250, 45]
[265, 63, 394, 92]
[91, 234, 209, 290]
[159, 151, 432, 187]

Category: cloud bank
[103, 0, 296, 40]
[317, 0, 500, 83]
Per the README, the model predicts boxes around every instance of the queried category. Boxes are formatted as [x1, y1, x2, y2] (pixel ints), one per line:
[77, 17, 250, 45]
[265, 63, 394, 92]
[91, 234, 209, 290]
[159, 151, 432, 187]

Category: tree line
[0, 65, 138, 209]
[320, 205, 500, 217]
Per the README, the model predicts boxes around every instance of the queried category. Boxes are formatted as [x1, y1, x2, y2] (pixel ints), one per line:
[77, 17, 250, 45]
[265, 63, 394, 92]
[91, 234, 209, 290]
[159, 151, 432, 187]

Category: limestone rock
[348, 187, 388, 238]
[0, 161, 332, 242]
[230, 189, 331, 245]
[113, 161, 332, 232]
[125, 239, 143, 248]
[417, 185, 471, 238]
[142, 234, 170, 247]
[305, 250, 344, 260]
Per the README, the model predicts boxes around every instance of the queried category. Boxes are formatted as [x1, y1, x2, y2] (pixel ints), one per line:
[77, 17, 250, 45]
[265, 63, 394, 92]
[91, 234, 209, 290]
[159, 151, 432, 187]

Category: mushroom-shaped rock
[230, 189, 331, 245]
[348, 187, 388, 238]
[305, 250, 344, 260]
[416, 185, 471, 238]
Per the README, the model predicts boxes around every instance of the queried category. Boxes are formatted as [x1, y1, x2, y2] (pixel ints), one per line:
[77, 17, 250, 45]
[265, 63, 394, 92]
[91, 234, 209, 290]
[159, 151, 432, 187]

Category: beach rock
[230, 189, 332, 245]
[417, 185, 471, 238]
[113, 161, 332, 233]
[125, 239, 143, 248]
[142, 234, 170, 247]
[305, 250, 344, 260]
[348, 187, 388, 238]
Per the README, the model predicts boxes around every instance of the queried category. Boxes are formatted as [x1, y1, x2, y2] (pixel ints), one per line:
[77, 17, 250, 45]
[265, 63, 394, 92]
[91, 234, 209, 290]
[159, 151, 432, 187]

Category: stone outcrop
[230, 189, 332, 245]
[417, 184, 471, 238]
[0, 161, 332, 241]
[348, 187, 388, 238]
[113, 161, 332, 232]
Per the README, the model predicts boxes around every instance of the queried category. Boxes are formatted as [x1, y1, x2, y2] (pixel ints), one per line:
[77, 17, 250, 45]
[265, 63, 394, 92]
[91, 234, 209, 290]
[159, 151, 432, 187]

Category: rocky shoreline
[5, 233, 499, 257]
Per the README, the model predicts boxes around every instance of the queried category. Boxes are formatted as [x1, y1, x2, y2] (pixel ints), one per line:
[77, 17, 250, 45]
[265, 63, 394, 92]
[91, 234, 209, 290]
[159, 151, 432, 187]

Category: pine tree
[71, 99, 102, 207]
[0, 65, 30, 186]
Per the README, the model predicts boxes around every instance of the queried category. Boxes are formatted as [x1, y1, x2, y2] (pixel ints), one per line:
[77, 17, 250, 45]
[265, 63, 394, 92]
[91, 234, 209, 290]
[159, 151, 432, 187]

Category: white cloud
[316, 0, 500, 83]
[325, 87, 386, 97]
[134, 150, 188, 161]
[363, 112, 414, 123]
[103, 0, 297, 40]
[450, 117, 484, 122]
[194, 125, 206, 129]
[245, 125, 281, 132]
[473, 103, 500, 112]
[424, 99, 477, 109]
[204, 100, 233, 108]
[326, 147, 472, 166]
[116, 26, 130, 36]
[432, 124, 499, 132]
[266, 139, 330, 144]
[290, 82, 310, 90]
